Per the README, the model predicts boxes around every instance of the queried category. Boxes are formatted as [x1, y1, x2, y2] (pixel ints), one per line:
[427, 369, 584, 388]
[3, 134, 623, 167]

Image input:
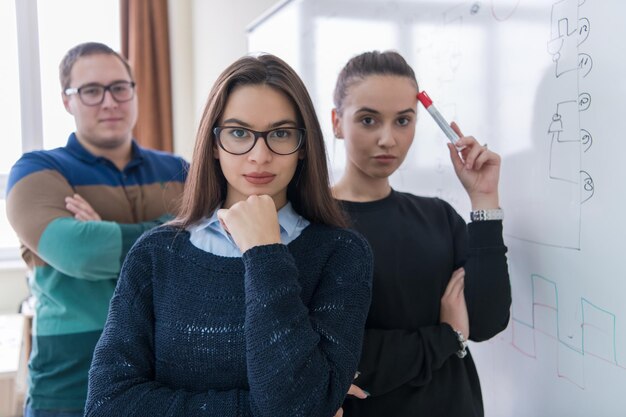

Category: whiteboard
[248, 1, 626, 416]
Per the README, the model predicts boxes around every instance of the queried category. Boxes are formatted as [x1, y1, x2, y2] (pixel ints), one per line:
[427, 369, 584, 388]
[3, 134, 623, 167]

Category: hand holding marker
[417, 91, 460, 146]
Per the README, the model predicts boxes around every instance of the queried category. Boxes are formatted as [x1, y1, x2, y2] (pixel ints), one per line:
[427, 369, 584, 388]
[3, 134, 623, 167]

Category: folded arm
[242, 231, 373, 417]
[6, 155, 170, 280]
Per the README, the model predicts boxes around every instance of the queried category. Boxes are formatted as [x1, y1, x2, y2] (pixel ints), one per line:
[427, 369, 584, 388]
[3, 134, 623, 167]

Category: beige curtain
[120, 0, 173, 152]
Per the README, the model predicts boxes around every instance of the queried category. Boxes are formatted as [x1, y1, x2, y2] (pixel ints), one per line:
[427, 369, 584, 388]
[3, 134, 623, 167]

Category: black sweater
[340, 190, 511, 417]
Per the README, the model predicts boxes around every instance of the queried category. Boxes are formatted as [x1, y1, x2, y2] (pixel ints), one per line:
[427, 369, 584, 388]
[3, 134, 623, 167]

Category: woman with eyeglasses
[84, 54, 373, 417]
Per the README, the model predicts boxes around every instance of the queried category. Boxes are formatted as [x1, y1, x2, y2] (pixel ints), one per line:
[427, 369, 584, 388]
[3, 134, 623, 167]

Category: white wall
[250, 1, 626, 415]
[169, 0, 280, 161]
[0, 266, 28, 314]
[168, 0, 195, 161]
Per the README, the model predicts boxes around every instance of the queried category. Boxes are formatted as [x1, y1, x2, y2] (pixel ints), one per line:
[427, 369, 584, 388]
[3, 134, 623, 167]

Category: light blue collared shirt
[187, 201, 310, 257]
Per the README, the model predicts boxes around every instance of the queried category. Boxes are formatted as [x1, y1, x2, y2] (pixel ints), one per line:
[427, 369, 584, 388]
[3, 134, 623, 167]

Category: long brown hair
[333, 50, 418, 115]
[175, 54, 347, 228]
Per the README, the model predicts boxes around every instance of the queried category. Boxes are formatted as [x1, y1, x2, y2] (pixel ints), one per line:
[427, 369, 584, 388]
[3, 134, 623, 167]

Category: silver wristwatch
[453, 329, 468, 358]
[470, 208, 503, 222]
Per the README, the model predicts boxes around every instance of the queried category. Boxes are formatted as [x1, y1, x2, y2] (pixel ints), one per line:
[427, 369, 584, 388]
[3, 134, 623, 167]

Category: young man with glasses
[5, 42, 187, 417]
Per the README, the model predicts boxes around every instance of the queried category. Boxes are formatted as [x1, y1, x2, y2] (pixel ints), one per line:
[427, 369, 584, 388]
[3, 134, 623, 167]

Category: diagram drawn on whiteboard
[505, 0, 593, 250]
[508, 274, 625, 390]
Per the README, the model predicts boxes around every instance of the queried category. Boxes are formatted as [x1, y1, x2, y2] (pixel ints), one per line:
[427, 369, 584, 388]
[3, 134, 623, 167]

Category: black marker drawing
[580, 170, 594, 203]
[548, 0, 591, 78]
[580, 129, 592, 152]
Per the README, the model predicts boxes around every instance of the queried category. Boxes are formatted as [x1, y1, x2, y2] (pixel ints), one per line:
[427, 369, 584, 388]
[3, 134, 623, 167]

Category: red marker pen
[417, 91, 460, 145]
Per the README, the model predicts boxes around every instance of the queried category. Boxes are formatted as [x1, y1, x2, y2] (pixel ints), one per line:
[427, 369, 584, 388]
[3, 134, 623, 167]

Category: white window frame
[0, 0, 43, 266]
[15, 0, 44, 154]
[0, 0, 43, 269]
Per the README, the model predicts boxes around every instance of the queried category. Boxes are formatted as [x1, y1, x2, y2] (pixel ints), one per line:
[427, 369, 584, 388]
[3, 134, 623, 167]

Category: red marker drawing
[417, 91, 460, 145]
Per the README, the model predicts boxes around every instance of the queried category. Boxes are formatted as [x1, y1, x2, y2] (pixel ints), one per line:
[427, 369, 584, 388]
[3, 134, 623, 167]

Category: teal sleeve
[118, 214, 173, 264]
[38, 214, 173, 281]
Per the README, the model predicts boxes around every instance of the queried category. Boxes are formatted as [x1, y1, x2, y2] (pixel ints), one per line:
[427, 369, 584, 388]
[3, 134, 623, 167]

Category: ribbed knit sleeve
[242, 231, 372, 417]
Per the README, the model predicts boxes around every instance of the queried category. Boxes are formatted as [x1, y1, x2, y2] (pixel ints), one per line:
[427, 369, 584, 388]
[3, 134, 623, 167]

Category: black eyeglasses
[64, 81, 136, 106]
[213, 126, 305, 155]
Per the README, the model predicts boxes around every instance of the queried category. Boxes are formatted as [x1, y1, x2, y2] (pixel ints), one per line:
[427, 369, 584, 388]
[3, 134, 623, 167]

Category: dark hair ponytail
[333, 50, 418, 114]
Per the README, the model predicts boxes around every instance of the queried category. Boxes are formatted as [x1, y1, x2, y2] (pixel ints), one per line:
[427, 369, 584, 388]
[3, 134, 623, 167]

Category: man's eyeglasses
[213, 126, 305, 155]
[64, 81, 136, 106]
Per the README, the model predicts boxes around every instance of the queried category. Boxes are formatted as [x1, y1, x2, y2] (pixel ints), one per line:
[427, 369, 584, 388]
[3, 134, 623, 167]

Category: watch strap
[453, 329, 468, 359]
[470, 208, 503, 222]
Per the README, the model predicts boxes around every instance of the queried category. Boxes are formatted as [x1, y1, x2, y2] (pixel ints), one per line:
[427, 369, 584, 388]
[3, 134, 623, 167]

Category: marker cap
[417, 91, 433, 108]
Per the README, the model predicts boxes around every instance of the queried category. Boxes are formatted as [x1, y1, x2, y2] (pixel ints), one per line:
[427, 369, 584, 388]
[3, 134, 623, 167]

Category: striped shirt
[6, 133, 187, 410]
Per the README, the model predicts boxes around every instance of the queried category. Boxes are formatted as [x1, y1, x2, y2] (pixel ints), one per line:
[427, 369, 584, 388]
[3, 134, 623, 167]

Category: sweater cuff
[241, 243, 299, 296]
[440, 323, 465, 358]
[467, 220, 504, 248]
[241, 242, 291, 268]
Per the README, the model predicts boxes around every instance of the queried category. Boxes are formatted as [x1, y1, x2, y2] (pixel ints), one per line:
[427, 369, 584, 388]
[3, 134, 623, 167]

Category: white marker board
[249, 1, 626, 415]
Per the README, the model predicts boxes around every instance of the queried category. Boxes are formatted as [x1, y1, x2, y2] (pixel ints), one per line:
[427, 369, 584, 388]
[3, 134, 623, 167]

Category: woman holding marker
[84, 53, 373, 417]
[331, 51, 511, 417]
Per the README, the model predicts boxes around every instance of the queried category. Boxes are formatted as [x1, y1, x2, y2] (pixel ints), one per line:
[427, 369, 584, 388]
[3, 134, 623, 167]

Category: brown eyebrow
[221, 118, 297, 128]
[269, 119, 298, 128]
[222, 118, 252, 127]
[355, 107, 381, 115]
[355, 107, 416, 116]
[77, 80, 133, 88]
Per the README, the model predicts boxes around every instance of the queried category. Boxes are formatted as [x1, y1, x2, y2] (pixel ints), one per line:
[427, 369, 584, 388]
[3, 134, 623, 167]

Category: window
[0, 0, 23, 261]
[37, 0, 120, 150]
[0, 0, 120, 265]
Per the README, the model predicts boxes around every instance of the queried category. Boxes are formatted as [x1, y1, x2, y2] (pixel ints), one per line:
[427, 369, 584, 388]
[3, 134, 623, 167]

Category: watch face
[471, 208, 503, 221]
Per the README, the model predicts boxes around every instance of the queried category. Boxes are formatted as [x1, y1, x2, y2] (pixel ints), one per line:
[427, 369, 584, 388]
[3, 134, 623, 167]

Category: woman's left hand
[346, 384, 369, 399]
[217, 195, 282, 253]
[333, 384, 369, 416]
[447, 122, 501, 209]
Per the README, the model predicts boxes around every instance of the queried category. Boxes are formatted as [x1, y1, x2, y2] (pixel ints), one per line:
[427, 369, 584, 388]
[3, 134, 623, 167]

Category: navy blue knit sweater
[84, 223, 373, 417]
